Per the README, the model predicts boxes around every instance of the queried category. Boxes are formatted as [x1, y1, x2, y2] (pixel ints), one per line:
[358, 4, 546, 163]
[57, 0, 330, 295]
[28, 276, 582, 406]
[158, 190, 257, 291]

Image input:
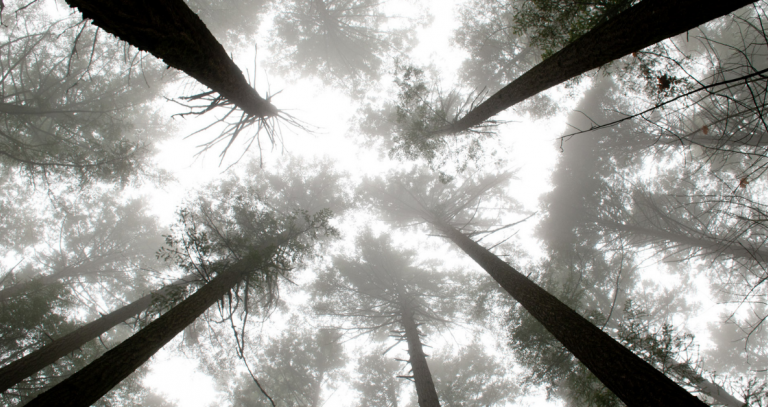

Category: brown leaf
[739, 177, 749, 188]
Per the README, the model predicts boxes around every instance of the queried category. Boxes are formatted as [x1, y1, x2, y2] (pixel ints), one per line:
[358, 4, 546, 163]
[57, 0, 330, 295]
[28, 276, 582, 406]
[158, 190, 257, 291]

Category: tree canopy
[1, 0, 766, 406]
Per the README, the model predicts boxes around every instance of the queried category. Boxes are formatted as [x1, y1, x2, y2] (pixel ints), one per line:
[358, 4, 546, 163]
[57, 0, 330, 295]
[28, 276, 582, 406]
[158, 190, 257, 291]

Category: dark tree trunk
[435, 221, 706, 407]
[23, 262, 252, 407]
[400, 300, 440, 407]
[0, 276, 195, 393]
[64, 0, 277, 118]
[438, 0, 754, 135]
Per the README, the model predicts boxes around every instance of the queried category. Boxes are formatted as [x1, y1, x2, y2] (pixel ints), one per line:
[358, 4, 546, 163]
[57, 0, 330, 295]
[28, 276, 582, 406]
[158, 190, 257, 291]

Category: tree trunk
[63, 0, 277, 118]
[312, 369, 324, 407]
[435, 220, 706, 407]
[693, 379, 745, 407]
[0, 258, 117, 301]
[0, 272, 68, 301]
[680, 370, 746, 407]
[400, 300, 441, 407]
[600, 220, 768, 263]
[0, 276, 196, 393]
[437, 0, 754, 135]
[23, 261, 253, 407]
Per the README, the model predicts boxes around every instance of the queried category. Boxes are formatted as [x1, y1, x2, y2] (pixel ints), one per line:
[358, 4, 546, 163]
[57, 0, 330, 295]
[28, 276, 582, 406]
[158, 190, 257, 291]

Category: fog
[0, 1, 765, 406]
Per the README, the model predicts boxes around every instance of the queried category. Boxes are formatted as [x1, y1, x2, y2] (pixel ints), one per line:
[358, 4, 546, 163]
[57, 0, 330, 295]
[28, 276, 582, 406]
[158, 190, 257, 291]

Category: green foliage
[0, 172, 43, 252]
[617, 300, 700, 376]
[2, 336, 159, 407]
[0, 282, 71, 366]
[268, 0, 414, 96]
[453, 0, 540, 92]
[353, 351, 402, 407]
[507, 276, 732, 407]
[388, 63, 497, 175]
[230, 325, 345, 406]
[363, 166, 516, 234]
[158, 204, 338, 313]
[453, 0, 634, 107]
[512, 0, 637, 60]
[505, 252, 628, 406]
[0, 282, 156, 406]
[0, 190, 165, 309]
[430, 343, 516, 406]
[184, 0, 272, 49]
[0, 1, 172, 186]
[314, 232, 470, 340]
[508, 299, 620, 406]
[158, 158, 343, 315]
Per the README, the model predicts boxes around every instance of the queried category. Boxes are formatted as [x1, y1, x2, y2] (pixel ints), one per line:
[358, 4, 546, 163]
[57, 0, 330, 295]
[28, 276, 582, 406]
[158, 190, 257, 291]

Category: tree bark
[435, 220, 706, 407]
[400, 300, 441, 407]
[23, 261, 253, 407]
[63, 0, 278, 118]
[0, 276, 196, 393]
[437, 0, 755, 135]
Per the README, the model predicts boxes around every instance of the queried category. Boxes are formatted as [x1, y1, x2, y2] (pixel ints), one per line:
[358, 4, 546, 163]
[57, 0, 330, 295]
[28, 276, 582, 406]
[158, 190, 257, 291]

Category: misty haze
[0, 0, 764, 406]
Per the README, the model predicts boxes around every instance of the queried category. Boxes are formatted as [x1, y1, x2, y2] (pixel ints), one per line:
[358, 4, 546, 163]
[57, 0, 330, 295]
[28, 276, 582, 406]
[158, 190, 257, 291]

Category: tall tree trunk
[312, 368, 324, 407]
[400, 300, 441, 407]
[670, 365, 746, 407]
[0, 258, 117, 301]
[692, 378, 745, 407]
[600, 220, 768, 263]
[437, 0, 754, 135]
[434, 220, 706, 407]
[64, 0, 278, 118]
[0, 276, 195, 393]
[0, 271, 70, 301]
[23, 261, 254, 407]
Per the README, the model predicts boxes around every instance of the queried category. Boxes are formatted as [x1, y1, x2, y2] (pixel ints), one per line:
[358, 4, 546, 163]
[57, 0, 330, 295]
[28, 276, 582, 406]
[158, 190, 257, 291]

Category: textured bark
[436, 221, 705, 407]
[438, 0, 755, 135]
[400, 300, 441, 407]
[23, 261, 252, 407]
[600, 220, 768, 263]
[63, 0, 277, 117]
[0, 276, 195, 393]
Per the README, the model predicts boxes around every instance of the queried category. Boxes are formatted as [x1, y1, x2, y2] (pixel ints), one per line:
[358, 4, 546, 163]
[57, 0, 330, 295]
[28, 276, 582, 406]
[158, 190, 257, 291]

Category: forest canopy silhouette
[0, 0, 766, 406]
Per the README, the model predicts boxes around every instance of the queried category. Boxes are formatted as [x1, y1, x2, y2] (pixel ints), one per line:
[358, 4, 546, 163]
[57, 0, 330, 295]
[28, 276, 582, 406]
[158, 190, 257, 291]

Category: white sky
[14, 0, 752, 405]
[139, 0, 573, 405]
